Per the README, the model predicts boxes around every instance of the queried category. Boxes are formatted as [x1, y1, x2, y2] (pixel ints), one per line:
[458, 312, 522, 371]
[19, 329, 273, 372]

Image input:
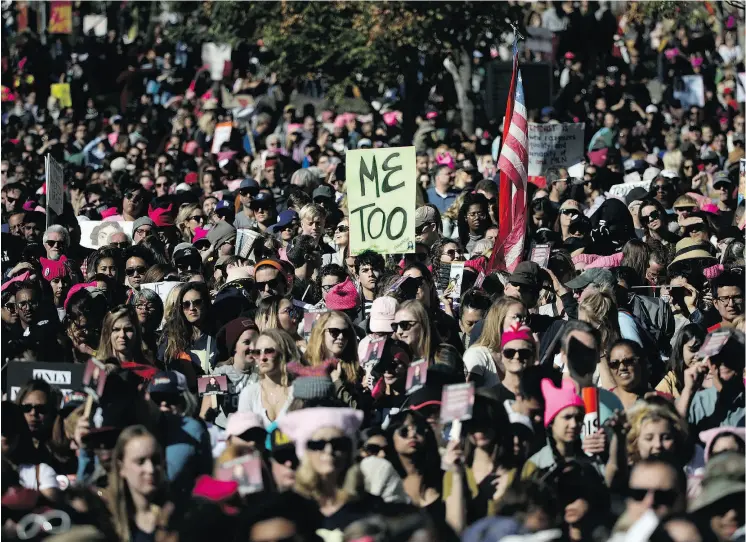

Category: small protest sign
[474, 272, 486, 289]
[446, 262, 465, 302]
[82, 358, 107, 402]
[77, 219, 134, 249]
[673, 75, 705, 109]
[83, 14, 108, 36]
[236, 229, 260, 259]
[530, 244, 551, 268]
[609, 180, 651, 199]
[141, 281, 182, 306]
[6, 362, 84, 401]
[405, 359, 428, 394]
[212, 122, 233, 154]
[46, 154, 64, 218]
[215, 454, 264, 495]
[50, 83, 72, 108]
[49, 1, 72, 34]
[440, 382, 476, 424]
[346, 146, 416, 255]
[438, 263, 451, 294]
[198, 375, 228, 396]
[202, 43, 232, 81]
[528, 123, 585, 177]
[698, 330, 731, 359]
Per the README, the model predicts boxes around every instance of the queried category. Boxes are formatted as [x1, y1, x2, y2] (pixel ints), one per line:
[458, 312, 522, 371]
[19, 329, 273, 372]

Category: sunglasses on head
[248, 347, 276, 357]
[21, 403, 50, 415]
[182, 299, 204, 310]
[643, 210, 660, 224]
[306, 436, 352, 454]
[502, 348, 533, 361]
[271, 447, 299, 469]
[125, 266, 147, 276]
[627, 487, 677, 507]
[392, 320, 417, 332]
[325, 327, 349, 340]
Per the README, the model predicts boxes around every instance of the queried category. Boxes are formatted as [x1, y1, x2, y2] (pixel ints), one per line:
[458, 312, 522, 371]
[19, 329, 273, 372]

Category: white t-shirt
[18, 463, 58, 491]
[463, 345, 500, 387]
[237, 381, 294, 428]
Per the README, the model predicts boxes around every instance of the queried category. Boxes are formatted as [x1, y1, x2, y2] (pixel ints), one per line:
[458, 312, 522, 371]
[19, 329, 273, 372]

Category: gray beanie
[206, 221, 236, 248]
[287, 360, 334, 401]
[133, 216, 156, 233]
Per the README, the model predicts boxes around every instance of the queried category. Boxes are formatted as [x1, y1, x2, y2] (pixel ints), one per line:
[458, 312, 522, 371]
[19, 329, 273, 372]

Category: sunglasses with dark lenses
[20, 403, 50, 415]
[443, 249, 462, 259]
[45, 240, 62, 248]
[362, 443, 387, 456]
[655, 183, 672, 192]
[643, 210, 660, 224]
[124, 191, 143, 202]
[608, 357, 638, 370]
[272, 447, 299, 469]
[256, 277, 281, 291]
[150, 393, 183, 407]
[182, 299, 204, 310]
[306, 436, 352, 454]
[561, 209, 580, 218]
[415, 224, 429, 235]
[125, 266, 147, 276]
[335, 225, 349, 233]
[397, 424, 427, 438]
[188, 215, 205, 223]
[111, 241, 130, 249]
[502, 348, 533, 361]
[391, 321, 418, 333]
[251, 203, 271, 212]
[627, 487, 677, 507]
[674, 206, 695, 213]
[4, 302, 16, 312]
[325, 327, 349, 340]
[240, 188, 258, 197]
[248, 347, 277, 357]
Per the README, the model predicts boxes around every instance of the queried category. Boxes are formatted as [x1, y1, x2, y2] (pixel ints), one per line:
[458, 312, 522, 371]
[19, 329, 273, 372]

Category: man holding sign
[346, 146, 417, 255]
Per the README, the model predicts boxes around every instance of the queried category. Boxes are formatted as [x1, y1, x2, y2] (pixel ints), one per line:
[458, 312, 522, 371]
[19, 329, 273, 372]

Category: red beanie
[325, 278, 360, 311]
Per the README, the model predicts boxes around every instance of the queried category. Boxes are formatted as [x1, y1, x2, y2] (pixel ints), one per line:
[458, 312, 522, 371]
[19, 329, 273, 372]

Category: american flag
[489, 60, 528, 273]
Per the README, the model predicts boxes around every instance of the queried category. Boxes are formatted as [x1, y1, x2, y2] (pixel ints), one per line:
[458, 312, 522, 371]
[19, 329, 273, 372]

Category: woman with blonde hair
[175, 203, 205, 242]
[392, 300, 438, 362]
[626, 400, 689, 467]
[306, 311, 363, 408]
[162, 283, 185, 328]
[97, 305, 155, 368]
[106, 425, 166, 542]
[441, 192, 467, 238]
[237, 329, 299, 427]
[578, 290, 620, 388]
[255, 295, 305, 350]
[463, 297, 528, 386]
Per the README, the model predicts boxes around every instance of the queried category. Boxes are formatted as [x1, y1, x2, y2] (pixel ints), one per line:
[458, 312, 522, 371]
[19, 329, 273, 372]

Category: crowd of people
[1, 2, 745, 542]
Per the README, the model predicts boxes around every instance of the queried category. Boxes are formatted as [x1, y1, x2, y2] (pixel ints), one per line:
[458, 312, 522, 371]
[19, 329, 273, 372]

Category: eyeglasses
[466, 212, 487, 219]
[256, 277, 282, 292]
[188, 215, 204, 223]
[362, 443, 387, 456]
[627, 487, 677, 507]
[335, 225, 349, 233]
[502, 348, 534, 361]
[306, 436, 352, 454]
[135, 302, 155, 312]
[248, 347, 277, 357]
[182, 299, 204, 310]
[608, 357, 639, 370]
[45, 240, 62, 248]
[325, 327, 349, 340]
[642, 210, 660, 224]
[321, 282, 341, 293]
[271, 447, 299, 469]
[392, 321, 418, 333]
[715, 295, 743, 305]
[125, 266, 147, 276]
[280, 305, 298, 317]
[21, 403, 50, 415]
[4, 302, 16, 312]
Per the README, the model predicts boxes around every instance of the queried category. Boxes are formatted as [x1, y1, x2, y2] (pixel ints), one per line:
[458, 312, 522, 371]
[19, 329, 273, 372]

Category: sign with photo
[82, 358, 107, 402]
[77, 218, 134, 249]
[197, 375, 228, 396]
[405, 359, 428, 394]
[530, 244, 551, 268]
[215, 454, 263, 495]
[440, 382, 475, 424]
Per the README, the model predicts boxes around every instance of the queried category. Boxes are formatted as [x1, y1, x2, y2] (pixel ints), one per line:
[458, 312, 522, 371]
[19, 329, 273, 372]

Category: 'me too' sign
[346, 146, 416, 255]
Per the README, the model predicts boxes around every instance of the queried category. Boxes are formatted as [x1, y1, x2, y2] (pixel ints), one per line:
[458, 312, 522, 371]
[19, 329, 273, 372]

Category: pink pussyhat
[541, 378, 584, 428]
[501, 323, 534, 348]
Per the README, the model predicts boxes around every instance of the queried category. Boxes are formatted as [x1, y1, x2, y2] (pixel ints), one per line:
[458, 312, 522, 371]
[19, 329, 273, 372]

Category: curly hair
[428, 237, 464, 280]
[626, 401, 689, 466]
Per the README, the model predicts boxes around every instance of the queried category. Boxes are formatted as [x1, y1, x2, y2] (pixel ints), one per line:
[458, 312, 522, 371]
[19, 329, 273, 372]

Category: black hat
[508, 261, 540, 287]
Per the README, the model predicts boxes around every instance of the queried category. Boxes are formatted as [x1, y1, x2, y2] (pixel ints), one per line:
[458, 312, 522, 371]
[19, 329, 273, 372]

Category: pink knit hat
[325, 278, 360, 311]
[40, 256, 68, 281]
[541, 378, 584, 428]
[699, 427, 746, 462]
[501, 323, 534, 349]
[277, 407, 363, 458]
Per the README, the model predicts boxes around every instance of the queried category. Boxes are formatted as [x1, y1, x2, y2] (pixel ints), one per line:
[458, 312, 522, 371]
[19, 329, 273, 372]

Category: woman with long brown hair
[392, 300, 438, 362]
[97, 305, 155, 370]
[106, 425, 167, 541]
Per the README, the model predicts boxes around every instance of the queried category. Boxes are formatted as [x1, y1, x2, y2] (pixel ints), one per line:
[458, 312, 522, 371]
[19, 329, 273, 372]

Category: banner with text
[7, 362, 84, 401]
[346, 146, 416, 255]
[528, 123, 585, 176]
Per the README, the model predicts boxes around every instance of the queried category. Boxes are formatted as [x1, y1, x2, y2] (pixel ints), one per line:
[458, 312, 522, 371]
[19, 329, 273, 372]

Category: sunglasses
[110, 241, 130, 249]
[251, 204, 271, 212]
[16, 300, 38, 310]
[188, 215, 204, 223]
[155, 182, 170, 189]
[415, 224, 430, 235]
[392, 321, 418, 332]
[256, 277, 281, 291]
[125, 266, 147, 276]
[4, 302, 16, 312]
[397, 424, 426, 438]
[325, 327, 349, 340]
[443, 249, 462, 259]
[271, 447, 299, 469]
[655, 183, 672, 192]
[335, 225, 349, 233]
[240, 188, 258, 197]
[561, 209, 580, 218]
[642, 210, 660, 224]
[45, 240, 62, 248]
[182, 299, 204, 310]
[248, 347, 277, 357]
[608, 357, 638, 370]
[150, 392, 183, 407]
[281, 222, 298, 231]
[502, 348, 533, 361]
[124, 191, 143, 202]
[306, 436, 352, 454]
[674, 206, 695, 213]
[21, 403, 50, 415]
[627, 487, 677, 508]
[362, 443, 387, 456]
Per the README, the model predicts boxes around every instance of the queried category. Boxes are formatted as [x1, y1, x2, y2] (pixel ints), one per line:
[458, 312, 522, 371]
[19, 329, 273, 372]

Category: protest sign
[83, 14, 108, 36]
[50, 83, 72, 108]
[77, 219, 134, 249]
[673, 75, 705, 109]
[405, 359, 428, 394]
[609, 180, 651, 199]
[82, 358, 107, 405]
[446, 262, 464, 302]
[198, 375, 228, 399]
[738, 73, 745, 103]
[141, 281, 182, 306]
[739, 159, 745, 205]
[202, 43, 232, 81]
[236, 229, 260, 259]
[440, 382, 475, 424]
[7, 362, 84, 401]
[363, 337, 386, 388]
[215, 454, 263, 495]
[49, 1, 72, 34]
[212, 121, 233, 154]
[346, 146, 416, 255]
[46, 154, 64, 220]
[530, 244, 551, 268]
[528, 123, 585, 176]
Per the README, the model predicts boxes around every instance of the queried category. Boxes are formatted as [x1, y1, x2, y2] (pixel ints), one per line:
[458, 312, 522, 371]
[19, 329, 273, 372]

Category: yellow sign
[346, 146, 416, 255]
[49, 1, 72, 34]
[50, 83, 72, 108]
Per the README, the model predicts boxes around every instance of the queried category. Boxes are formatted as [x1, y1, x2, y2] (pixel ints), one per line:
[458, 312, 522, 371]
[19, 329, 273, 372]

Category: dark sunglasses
[674, 206, 695, 213]
[627, 487, 677, 507]
[271, 447, 299, 469]
[391, 321, 417, 332]
[281, 222, 298, 231]
[502, 348, 533, 361]
[335, 225, 349, 233]
[608, 357, 638, 370]
[182, 299, 204, 310]
[561, 209, 580, 218]
[443, 249, 462, 259]
[155, 182, 170, 189]
[397, 424, 427, 438]
[45, 240, 62, 248]
[642, 210, 660, 224]
[188, 215, 205, 223]
[362, 443, 387, 456]
[110, 241, 130, 249]
[124, 191, 143, 201]
[306, 436, 352, 454]
[20, 403, 50, 415]
[240, 188, 258, 197]
[325, 327, 349, 340]
[125, 266, 147, 276]
[251, 203, 271, 211]
[415, 224, 430, 235]
[4, 302, 16, 312]
[150, 392, 183, 407]
[256, 277, 281, 291]
[655, 183, 672, 192]
[248, 347, 276, 357]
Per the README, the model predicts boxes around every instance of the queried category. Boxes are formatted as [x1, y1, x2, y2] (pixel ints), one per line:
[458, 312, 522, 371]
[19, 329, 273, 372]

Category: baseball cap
[369, 297, 398, 333]
[508, 261, 541, 288]
[713, 171, 732, 186]
[225, 412, 265, 438]
[148, 371, 188, 394]
[239, 178, 259, 192]
[269, 210, 299, 234]
[415, 206, 439, 228]
[313, 184, 335, 201]
[564, 268, 615, 290]
[250, 192, 274, 210]
[173, 245, 201, 267]
[625, 187, 649, 206]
